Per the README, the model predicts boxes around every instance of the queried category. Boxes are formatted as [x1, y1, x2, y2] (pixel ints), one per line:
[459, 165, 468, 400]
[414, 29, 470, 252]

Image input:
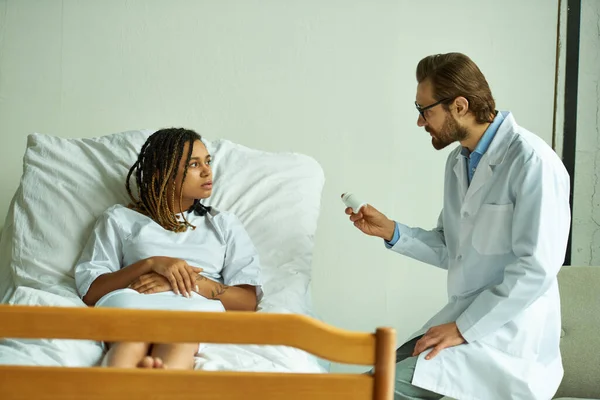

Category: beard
[426, 114, 469, 150]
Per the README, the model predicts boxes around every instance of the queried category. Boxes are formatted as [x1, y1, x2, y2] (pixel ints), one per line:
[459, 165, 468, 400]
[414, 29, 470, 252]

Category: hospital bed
[0, 130, 396, 399]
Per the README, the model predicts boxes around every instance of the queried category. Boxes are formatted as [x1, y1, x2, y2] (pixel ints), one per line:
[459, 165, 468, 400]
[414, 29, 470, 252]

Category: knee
[126, 341, 149, 349]
[394, 357, 417, 388]
[153, 343, 199, 357]
[110, 342, 150, 353]
[155, 343, 197, 350]
[393, 357, 443, 400]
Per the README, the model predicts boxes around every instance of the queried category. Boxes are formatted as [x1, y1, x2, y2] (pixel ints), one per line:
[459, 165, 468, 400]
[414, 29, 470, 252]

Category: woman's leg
[150, 343, 198, 370]
[102, 342, 152, 368]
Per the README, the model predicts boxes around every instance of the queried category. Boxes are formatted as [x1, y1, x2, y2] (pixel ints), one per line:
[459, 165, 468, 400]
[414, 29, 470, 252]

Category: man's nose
[417, 114, 426, 127]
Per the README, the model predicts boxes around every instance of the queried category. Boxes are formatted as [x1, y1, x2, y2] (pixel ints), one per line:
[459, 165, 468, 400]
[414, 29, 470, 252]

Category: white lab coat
[390, 112, 570, 400]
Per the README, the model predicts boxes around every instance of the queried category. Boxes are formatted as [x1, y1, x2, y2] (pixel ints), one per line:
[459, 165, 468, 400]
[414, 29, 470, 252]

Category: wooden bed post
[372, 327, 396, 400]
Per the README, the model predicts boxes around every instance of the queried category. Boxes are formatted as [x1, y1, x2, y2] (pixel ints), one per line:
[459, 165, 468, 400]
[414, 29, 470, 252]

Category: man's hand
[344, 198, 396, 241]
[412, 322, 466, 360]
[130, 272, 173, 295]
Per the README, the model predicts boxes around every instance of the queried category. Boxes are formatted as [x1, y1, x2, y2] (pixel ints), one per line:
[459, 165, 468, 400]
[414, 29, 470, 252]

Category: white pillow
[0, 287, 104, 367]
[0, 196, 16, 303]
[0, 131, 325, 316]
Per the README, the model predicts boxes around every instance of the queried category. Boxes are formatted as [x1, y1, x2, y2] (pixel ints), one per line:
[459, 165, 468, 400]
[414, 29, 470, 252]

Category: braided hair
[126, 128, 211, 232]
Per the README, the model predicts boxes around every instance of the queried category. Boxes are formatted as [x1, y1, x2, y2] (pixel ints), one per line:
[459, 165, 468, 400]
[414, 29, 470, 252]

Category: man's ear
[453, 96, 469, 118]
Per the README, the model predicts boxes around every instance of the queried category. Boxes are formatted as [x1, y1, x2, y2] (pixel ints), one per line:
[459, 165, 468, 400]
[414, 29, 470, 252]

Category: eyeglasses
[415, 98, 451, 121]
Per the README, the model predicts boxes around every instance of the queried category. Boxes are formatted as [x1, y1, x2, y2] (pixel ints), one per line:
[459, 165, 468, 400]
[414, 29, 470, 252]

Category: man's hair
[126, 127, 203, 232]
[416, 53, 496, 124]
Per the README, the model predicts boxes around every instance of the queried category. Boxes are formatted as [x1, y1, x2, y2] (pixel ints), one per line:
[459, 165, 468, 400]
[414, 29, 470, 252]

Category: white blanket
[0, 286, 326, 372]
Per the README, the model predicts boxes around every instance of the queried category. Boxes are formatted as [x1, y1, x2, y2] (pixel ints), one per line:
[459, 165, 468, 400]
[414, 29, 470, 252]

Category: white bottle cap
[342, 192, 367, 213]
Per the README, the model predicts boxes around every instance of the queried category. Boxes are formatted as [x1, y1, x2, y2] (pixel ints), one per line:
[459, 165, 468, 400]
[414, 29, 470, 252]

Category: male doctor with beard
[345, 53, 570, 400]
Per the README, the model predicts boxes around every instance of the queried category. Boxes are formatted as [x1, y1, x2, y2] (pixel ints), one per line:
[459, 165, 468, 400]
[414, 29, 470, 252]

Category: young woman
[75, 128, 262, 369]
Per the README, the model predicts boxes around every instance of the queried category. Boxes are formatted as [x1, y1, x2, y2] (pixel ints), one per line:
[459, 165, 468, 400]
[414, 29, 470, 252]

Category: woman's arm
[82, 258, 153, 306]
[84, 257, 204, 306]
[128, 272, 257, 311]
[194, 276, 257, 311]
[213, 213, 263, 311]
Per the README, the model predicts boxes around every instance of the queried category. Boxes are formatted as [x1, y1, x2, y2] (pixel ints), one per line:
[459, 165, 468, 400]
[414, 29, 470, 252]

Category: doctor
[346, 53, 570, 399]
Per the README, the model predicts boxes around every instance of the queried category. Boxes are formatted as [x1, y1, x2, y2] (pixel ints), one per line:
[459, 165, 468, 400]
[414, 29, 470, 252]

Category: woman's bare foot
[151, 343, 196, 370]
[104, 342, 151, 368]
[153, 357, 166, 369]
[137, 356, 154, 368]
[137, 356, 167, 369]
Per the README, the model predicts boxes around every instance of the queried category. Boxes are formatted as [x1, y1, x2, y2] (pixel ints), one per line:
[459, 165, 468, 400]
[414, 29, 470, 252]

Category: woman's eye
[207, 159, 212, 166]
[190, 162, 198, 168]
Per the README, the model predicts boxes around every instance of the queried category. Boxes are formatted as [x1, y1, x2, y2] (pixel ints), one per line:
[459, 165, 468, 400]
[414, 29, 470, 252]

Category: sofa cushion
[555, 266, 600, 399]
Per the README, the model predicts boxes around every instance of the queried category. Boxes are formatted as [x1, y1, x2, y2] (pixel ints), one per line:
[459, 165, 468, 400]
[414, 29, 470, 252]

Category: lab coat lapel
[462, 158, 493, 216]
[460, 112, 518, 216]
[453, 154, 468, 204]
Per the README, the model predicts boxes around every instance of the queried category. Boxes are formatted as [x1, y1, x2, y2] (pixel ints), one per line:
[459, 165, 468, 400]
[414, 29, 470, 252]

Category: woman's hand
[130, 272, 172, 295]
[146, 256, 203, 297]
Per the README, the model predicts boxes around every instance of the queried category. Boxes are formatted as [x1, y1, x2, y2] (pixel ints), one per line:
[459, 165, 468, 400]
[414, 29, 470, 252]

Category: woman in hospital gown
[75, 128, 262, 370]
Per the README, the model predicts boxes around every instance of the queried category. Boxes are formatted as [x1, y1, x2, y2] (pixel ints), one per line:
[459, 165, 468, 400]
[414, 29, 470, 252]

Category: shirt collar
[460, 111, 505, 158]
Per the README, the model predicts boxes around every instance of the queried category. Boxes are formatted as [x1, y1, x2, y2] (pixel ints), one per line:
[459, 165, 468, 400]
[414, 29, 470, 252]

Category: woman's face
[171, 139, 213, 212]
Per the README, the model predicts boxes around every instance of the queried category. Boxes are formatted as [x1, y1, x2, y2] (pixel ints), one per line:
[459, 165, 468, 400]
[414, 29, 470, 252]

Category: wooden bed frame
[0, 305, 396, 399]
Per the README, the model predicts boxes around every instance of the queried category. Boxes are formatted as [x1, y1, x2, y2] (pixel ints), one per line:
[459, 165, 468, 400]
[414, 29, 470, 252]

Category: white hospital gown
[75, 204, 262, 312]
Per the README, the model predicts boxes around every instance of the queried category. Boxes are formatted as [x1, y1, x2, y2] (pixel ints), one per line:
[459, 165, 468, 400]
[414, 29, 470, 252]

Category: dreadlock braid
[125, 128, 207, 232]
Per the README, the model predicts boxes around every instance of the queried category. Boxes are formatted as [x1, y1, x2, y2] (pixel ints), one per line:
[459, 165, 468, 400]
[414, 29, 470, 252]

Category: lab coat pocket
[472, 203, 514, 255]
